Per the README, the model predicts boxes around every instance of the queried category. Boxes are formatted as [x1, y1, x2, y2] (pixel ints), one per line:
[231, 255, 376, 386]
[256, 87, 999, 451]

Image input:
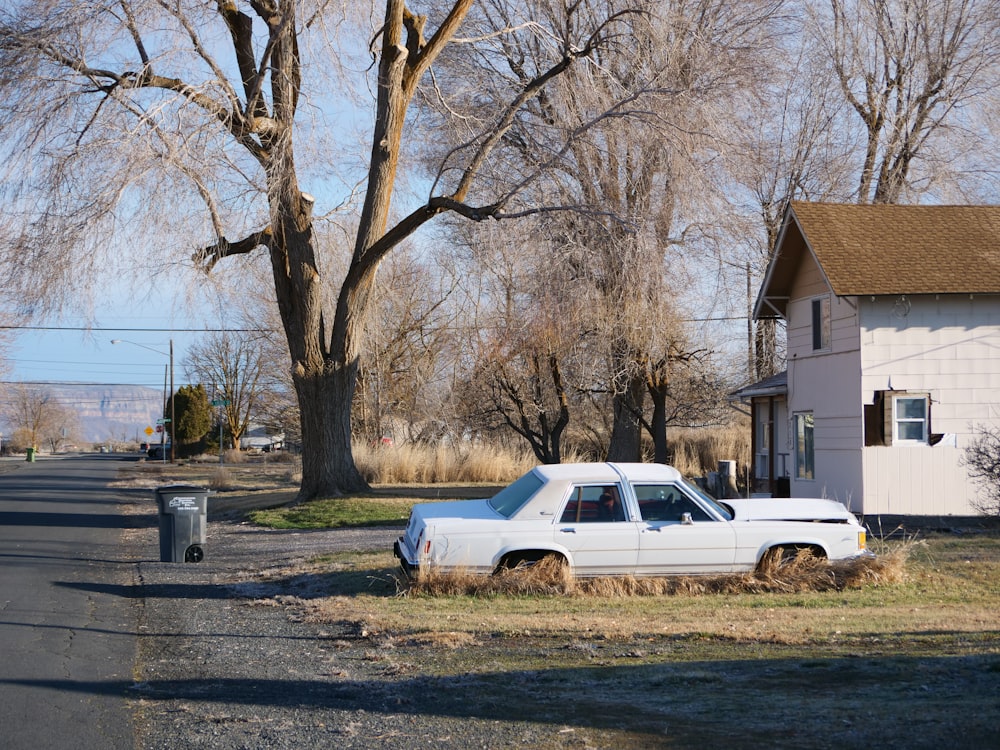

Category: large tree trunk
[648, 381, 669, 464]
[294, 362, 368, 498]
[606, 371, 644, 462]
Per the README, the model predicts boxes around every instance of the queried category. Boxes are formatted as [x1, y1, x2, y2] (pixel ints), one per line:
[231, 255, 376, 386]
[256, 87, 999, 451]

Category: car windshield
[683, 479, 734, 520]
[488, 471, 544, 518]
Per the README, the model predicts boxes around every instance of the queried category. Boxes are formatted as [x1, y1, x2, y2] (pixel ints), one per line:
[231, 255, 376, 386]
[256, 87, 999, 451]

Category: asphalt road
[0, 454, 143, 750]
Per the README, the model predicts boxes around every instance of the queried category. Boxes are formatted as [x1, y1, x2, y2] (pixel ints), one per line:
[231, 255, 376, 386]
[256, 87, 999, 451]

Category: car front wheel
[756, 544, 825, 572]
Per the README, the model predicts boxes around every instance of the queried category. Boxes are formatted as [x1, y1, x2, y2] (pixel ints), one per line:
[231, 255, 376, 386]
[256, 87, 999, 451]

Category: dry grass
[273, 531, 997, 750]
[117, 425, 749, 492]
[354, 426, 748, 486]
[354, 442, 543, 485]
[403, 545, 909, 598]
[666, 425, 750, 477]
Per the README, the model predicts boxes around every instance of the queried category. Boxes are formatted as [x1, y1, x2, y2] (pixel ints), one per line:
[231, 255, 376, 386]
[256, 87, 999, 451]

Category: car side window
[634, 484, 713, 523]
[559, 485, 626, 523]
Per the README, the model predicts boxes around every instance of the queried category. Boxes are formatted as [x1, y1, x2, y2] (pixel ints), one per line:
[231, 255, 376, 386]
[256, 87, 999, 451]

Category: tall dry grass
[354, 442, 543, 485]
[355, 425, 749, 486]
[665, 425, 750, 477]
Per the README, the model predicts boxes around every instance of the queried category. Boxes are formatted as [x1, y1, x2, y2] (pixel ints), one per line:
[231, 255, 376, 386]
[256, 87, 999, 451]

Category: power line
[0, 325, 272, 332]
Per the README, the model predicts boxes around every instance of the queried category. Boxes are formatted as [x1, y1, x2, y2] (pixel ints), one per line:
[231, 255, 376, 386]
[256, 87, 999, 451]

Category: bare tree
[355, 247, 457, 444]
[962, 424, 1000, 516]
[185, 329, 274, 451]
[434, 1, 780, 462]
[821, 0, 1000, 203]
[4, 385, 70, 451]
[0, 1, 645, 499]
[524, 1, 780, 460]
[455, 229, 585, 463]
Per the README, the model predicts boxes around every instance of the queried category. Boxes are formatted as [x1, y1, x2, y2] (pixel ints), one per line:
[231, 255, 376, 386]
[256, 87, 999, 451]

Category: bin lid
[154, 484, 215, 499]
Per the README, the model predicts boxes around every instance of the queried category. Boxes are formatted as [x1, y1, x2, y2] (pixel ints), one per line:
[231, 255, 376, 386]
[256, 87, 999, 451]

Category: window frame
[892, 395, 929, 445]
[811, 296, 831, 351]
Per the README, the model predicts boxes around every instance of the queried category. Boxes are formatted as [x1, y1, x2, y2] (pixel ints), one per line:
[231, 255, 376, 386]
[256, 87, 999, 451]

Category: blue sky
[9, 322, 201, 388]
[5, 282, 218, 388]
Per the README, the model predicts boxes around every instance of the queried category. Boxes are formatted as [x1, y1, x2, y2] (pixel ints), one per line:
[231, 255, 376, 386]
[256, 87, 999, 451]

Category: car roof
[531, 462, 684, 484]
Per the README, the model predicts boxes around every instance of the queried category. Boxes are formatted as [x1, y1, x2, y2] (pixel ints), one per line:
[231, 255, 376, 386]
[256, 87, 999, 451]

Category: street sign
[144, 426, 154, 437]
[211, 399, 231, 407]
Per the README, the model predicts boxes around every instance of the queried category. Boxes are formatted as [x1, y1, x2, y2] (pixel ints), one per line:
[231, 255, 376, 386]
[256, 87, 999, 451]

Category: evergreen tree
[167, 385, 212, 457]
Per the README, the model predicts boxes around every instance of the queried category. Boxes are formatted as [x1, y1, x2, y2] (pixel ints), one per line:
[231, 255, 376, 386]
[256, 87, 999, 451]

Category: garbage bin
[154, 485, 211, 563]
[25, 447, 36, 462]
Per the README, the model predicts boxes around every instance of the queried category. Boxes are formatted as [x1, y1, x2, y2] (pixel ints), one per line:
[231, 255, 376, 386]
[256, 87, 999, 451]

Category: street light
[111, 338, 174, 462]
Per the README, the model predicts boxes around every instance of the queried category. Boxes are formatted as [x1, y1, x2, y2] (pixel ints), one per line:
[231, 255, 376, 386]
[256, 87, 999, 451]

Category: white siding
[856, 294, 1000, 514]
[862, 446, 976, 516]
[859, 295, 1000, 444]
[786, 257, 865, 508]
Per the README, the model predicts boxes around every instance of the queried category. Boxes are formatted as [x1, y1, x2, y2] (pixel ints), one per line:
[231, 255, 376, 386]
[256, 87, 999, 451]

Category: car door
[633, 483, 738, 575]
[554, 483, 639, 575]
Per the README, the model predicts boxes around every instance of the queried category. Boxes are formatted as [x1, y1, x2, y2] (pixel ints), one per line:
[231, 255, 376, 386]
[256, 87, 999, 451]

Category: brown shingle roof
[789, 201, 1000, 295]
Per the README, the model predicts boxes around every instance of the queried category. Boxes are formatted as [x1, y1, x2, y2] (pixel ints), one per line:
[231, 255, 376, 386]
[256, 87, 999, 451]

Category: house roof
[755, 202, 1000, 318]
[729, 370, 787, 400]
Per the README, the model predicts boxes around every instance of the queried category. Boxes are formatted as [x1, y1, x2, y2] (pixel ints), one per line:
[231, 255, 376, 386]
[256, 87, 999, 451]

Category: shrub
[209, 468, 234, 491]
[962, 425, 1000, 515]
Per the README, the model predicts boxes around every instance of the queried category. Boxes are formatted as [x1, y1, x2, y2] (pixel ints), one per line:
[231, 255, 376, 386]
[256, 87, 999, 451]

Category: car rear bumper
[393, 537, 418, 575]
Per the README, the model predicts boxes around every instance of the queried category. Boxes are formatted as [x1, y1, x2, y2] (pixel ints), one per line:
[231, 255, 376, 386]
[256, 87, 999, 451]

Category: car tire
[757, 544, 824, 572]
[495, 551, 566, 575]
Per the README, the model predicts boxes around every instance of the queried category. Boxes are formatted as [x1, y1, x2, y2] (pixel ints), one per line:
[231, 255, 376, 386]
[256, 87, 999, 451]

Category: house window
[812, 296, 831, 351]
[754, 412, 770, 480]
[866, 390, 933, 446]
[893, 396, 929, 444]
[794, 412, 814, 480]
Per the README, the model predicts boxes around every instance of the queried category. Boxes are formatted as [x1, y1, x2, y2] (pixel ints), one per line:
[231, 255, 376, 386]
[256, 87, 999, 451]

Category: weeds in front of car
[403, 544, 909, 598]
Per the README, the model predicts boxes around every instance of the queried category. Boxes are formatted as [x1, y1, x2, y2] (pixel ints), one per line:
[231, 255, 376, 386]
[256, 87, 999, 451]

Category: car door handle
[642, 526, 662, 532]
[559, 528, 576, 533]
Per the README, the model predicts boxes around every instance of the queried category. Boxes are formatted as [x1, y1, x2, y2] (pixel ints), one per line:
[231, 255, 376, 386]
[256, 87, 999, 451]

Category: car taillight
[415, 529, 428, 557]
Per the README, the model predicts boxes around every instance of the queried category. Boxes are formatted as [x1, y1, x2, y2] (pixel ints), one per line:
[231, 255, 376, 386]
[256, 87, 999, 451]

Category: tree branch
[193, 228, 273, 272]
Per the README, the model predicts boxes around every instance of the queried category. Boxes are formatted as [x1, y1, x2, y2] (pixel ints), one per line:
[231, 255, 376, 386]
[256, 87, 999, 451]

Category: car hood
[723, 497, 858, 523]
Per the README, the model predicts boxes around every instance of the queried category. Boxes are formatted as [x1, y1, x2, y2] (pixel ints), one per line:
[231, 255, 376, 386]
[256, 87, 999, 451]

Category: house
[740, 201, 1000, 515]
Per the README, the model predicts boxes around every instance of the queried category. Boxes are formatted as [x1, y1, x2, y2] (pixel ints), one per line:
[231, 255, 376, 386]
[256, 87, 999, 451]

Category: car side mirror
[680, 512, 693, 525]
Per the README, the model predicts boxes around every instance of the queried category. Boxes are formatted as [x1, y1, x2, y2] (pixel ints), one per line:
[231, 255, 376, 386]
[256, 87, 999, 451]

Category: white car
[393, 462, 869, 577]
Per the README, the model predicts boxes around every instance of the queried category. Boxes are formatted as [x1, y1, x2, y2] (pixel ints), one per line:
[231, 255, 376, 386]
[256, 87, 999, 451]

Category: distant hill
[6, 383, 167, 444]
